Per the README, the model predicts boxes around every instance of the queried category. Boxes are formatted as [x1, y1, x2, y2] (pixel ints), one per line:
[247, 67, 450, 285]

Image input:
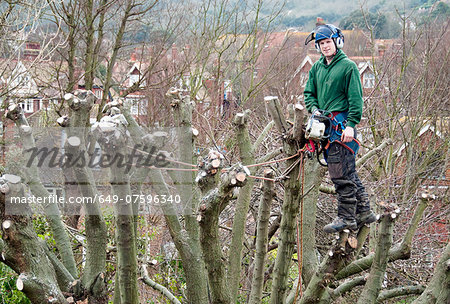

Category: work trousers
[326, 142, 370, 220]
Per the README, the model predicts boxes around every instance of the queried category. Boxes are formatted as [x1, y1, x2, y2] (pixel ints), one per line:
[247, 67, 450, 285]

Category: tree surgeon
[303, 24, 377, 233]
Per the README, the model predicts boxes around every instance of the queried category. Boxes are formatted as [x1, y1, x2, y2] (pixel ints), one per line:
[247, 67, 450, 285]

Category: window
[93, 89, 103, 99]
[363, 72, 375, 88]
[128, 98, 147, 115]
[19, 99, 34, 113]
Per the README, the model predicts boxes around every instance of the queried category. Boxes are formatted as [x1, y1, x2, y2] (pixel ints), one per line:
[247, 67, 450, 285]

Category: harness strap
[323, 111, 360, 161]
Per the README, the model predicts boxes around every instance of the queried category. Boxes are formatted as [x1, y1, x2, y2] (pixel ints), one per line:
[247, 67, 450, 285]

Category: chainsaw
[305, 109, 332, 141]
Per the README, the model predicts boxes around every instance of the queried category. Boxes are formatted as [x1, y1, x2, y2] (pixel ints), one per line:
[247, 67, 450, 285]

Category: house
[394, 117, 449, 189]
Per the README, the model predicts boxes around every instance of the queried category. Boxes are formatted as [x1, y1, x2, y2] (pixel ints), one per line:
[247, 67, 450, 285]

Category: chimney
[316, 17, 325, 26]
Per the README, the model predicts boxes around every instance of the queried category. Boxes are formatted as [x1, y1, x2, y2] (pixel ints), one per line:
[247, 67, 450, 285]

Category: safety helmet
[305, 24, 344, 52]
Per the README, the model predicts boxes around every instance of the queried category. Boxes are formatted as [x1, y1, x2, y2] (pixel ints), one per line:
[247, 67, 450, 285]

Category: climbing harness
[306, 110, 361, 166]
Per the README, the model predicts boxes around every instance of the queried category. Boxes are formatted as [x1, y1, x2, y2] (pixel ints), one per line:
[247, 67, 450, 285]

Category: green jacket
[304, 50, 363, 128]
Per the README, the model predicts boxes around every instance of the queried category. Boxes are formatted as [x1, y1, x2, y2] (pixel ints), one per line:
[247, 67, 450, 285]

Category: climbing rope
[126, 144, 307, 183]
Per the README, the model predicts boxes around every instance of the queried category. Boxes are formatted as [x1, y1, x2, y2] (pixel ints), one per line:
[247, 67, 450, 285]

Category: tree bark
[228, 110, 255, 302]
[140, 265, 182, 304]
[267, 97, 304, 304]
[1, 180, 68, 303]
[197, 156, 249, 304]
[377, 285, 425, 303]
[93, 110, 139, 304]
[298, 232, 359, 304]
[357, 203, 399, 304]
[6, 104, 78, 278]
[248, 169, 275, 304]
[64, 91, 108, 303]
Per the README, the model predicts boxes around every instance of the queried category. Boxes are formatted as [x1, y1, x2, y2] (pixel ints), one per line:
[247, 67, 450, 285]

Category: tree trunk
[6, 105, 78, 278]
[64, 91, 108, 303]
[121, 92, 209, 304]
[248, 169, 275, 304]
[228, 110, 255, 302]
[267, 97, 304, 304]
[93, 111, 139, 304]
[1, 180, 68, 303]
[197, 154, 249, 304]
[357, 203, 399, 304]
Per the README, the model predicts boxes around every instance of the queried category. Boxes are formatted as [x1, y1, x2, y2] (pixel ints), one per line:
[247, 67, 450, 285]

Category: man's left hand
[341, 126, 354, 143]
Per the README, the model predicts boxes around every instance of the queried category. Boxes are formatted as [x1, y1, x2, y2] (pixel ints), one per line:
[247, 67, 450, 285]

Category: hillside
[269, 0, 447, 33]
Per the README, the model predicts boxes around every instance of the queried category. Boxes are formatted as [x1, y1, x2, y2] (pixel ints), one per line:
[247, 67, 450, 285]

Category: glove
[341, 126, 354, 143]
[312, 108, 321, 116]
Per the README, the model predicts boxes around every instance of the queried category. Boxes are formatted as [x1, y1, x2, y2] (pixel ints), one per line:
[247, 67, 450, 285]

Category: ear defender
[315, 42, 321, 52]
[334, 28, 344, 49]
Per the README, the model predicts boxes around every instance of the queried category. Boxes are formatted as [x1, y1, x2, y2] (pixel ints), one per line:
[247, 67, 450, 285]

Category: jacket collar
[319, 49, 346, 68]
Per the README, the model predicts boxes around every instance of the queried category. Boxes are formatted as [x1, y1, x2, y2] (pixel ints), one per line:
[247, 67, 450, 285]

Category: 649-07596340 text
[95, 194, 182, 205]
[8, 194, 182, 206]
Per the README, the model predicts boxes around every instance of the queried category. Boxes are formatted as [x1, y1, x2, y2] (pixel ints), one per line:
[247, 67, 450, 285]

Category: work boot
[323, 217, 357, 233]
[356, 210, 377, 229]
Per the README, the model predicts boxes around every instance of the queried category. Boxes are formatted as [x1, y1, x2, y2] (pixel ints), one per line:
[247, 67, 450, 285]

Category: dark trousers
[327, 142, 370, 220]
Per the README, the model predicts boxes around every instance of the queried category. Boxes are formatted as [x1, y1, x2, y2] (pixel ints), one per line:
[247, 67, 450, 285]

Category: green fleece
[304, 50, 363, 128]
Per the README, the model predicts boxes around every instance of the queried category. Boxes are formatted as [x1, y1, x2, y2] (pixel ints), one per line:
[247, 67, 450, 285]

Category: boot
[356, 210, 377, 229]
[323, 217, 357, 233]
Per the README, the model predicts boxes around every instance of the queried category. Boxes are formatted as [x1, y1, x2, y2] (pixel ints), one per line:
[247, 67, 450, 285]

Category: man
[303, 24, 376, 233]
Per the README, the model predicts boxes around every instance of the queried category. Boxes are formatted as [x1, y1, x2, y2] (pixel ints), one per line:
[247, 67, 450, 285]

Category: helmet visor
[304, 31, 315, 45]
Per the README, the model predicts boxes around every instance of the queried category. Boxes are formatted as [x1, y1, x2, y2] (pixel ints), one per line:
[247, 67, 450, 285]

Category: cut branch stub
[378, 201, 401, 219]
[102, 100, 122, 114]
[211, 159, 221, 168]
[2, 220, 12, 230]
[92, 112, 129, 150]
[420, 191, 437, 201]
[265, 96, 289, 134]
[293, 104, 305, 141]
[16, 276, 24, 291]
[2, 174, 21, 184]
[235, 172, 247, 183]
[65, 89, 97, 111]
[167, 88, 183, 108]
[20, 125, 32, 135]
[347, 237, 358, 249]
[5, 103, 23, 121]
[56, 115, 70, 127]
[196, 150, 225, 189]
[0, 183, 10, 194]
[166, 87, 182, 100]
[66, 136, 81, 147]
[221, 164, 249, 190]
[233, 109, 251, 126]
